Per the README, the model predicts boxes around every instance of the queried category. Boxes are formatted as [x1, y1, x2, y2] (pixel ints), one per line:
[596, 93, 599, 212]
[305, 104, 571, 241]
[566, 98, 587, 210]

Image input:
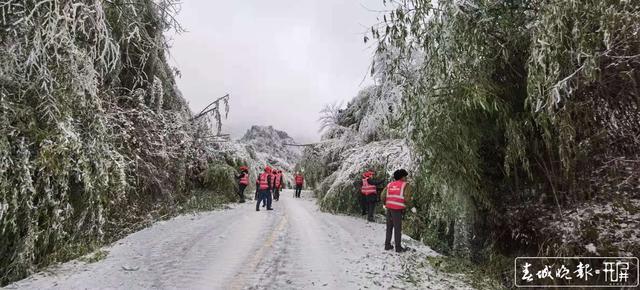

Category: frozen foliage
[323, 83, 405, 143]
[357, 87, 403, 142]
[370, 0, 640, 284]
[509, 196, 640, 258]
[0, 0, 129, 282]
[302, 48, 421, 205]
[0, 0, 230, 285]
[301, 60, 414, 213]
[317, 139, 414, 213]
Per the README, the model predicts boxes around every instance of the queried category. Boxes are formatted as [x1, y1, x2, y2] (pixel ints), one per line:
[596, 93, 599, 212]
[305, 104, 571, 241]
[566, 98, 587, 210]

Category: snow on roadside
[342, 224, 474, 290]
[285, 194, 475, 290]
[543, 197, 640, 257]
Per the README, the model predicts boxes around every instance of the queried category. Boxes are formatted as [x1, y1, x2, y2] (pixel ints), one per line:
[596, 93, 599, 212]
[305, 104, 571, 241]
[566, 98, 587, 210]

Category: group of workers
[235, 165, 412, 253]
[235, 166, 305, 211]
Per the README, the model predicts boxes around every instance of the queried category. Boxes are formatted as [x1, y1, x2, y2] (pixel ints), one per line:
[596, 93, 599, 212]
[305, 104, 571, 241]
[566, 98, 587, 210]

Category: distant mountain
[240, 125, 302, 168]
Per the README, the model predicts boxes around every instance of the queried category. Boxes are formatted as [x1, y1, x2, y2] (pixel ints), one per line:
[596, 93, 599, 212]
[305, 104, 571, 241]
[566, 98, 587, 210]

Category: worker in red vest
[271, 170, 277, 202]
[294, 173, 304, 198]
[356, 170, 384, 222]
[259, 167, 274, 208]
[235, 166, 249, 203]
[381, 169, 414, 252]
[278, 171, 285, 191]
[273, 170, 283, 201]
[268, 168, 276, 203]
[255, 166, 273, 211]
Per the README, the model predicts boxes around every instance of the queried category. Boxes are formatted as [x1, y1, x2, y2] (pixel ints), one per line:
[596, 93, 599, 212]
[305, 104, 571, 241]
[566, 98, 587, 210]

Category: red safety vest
[239, 173, 249, 185]
[270, 174, 276, 189]
[258, 173, 269, 190]
[361, 178, 377, 195]
[279, 173, 284, 188]
[385, 181, 406, 210]
[295, 175, 304, 185]
[275, 173, 282, 188]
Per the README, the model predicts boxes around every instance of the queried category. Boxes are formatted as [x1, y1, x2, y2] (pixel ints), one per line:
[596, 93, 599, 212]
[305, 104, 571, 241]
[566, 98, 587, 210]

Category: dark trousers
[260, 190, 271, 207]
[274, 188, 280, 201]
[256, 190, 272, 210]
[295, 185, 302, 198]
[361, 194, 377, 220]
[366, 196, 377, 221]
[385, 209, 404, 249]
[237, 184, 246, 202]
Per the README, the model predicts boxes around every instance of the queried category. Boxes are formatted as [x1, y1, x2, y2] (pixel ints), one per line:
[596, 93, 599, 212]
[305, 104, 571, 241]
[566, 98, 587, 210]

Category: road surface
[8, 190, 474, 290]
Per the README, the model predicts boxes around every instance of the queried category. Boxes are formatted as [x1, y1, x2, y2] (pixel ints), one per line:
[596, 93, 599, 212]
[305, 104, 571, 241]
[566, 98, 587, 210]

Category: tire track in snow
[151, 210, 250, 289]
[229, 213, 288, 290]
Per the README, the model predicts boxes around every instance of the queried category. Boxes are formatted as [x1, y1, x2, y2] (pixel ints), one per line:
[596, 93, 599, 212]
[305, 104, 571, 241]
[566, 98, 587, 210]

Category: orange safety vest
[385, 180, 406, 209]
[258, 173, 269, 190]
[239, 173, 249, 185]
[361, 178, 377, 195]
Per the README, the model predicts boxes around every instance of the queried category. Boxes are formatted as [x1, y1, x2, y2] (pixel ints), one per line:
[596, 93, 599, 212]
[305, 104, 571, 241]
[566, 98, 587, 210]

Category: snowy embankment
[7, 190, 474, 290]
[514, 196, 640, 257]
[317, 138, 414, 211]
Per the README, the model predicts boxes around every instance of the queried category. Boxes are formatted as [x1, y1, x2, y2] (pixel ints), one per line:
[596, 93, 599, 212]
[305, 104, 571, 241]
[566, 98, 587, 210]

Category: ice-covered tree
[370, 0, 640, 270]
[0, 0, 232, 284]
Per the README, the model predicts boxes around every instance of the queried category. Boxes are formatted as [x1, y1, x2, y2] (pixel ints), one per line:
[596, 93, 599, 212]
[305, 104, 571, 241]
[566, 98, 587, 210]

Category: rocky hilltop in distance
[215, 125, 302, 188]
[240, 125, 302, 168]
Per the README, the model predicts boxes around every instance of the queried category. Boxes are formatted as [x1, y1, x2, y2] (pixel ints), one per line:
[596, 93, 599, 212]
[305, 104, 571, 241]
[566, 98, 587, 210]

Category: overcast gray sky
[168, 0, 384, 143]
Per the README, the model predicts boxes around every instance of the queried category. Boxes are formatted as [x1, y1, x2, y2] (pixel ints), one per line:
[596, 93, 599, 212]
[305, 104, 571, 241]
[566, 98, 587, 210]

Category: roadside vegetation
[302, 0, 639, 287]
[0, 0, 238, 284]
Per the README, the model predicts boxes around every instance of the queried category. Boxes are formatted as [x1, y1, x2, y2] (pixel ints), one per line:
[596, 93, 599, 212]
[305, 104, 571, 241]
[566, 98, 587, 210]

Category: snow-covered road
[8, 190, 474, 290]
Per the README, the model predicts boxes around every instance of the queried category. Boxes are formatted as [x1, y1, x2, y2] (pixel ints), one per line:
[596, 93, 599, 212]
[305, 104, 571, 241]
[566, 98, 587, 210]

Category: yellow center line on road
[228, 213, 288, 290]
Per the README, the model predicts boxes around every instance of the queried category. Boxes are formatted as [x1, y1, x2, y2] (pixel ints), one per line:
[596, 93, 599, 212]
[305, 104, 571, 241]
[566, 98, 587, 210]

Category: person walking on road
[256, 166, 274, 211]
[268, 168, 277, 203]
[273, 170, 283, 201]
[235, 166, 249, 203]
[381, 169, 414, 252]
[259, 167, 274, 208]
[294, 172, 304, 198]
[356, 170, 384, 222]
